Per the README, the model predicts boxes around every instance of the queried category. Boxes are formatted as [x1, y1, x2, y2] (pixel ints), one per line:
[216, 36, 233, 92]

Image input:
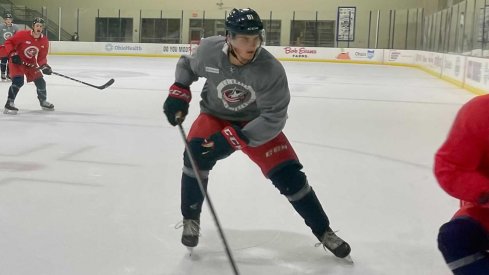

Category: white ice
[0, 55, 474, 275]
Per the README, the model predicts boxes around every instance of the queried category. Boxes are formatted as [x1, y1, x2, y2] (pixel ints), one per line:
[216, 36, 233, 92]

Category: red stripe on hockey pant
[242, 132, 299, 176]
[221, 126, 248, 150]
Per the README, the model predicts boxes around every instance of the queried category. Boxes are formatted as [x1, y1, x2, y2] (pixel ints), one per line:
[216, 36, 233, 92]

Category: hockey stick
[50, 71, 114, 90]
[23, 62, 114, 90]
[175, 115, 240, 275]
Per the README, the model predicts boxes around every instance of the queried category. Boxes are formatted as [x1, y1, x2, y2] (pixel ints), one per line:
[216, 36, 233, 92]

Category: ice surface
[0, 55, 474, 275]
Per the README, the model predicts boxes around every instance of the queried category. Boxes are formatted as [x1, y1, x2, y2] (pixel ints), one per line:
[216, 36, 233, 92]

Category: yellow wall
[14, 0, 442, 44]
[16, 0, 438, 11]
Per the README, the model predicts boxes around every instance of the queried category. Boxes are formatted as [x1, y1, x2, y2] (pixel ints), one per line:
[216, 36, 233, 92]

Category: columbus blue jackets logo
[217, 79, 256, 111]
[3, 32, 12, 40]
[223, 87, 247, 103]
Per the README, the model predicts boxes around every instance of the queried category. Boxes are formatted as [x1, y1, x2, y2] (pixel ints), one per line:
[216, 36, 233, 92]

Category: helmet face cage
[225, 8, 264, 36]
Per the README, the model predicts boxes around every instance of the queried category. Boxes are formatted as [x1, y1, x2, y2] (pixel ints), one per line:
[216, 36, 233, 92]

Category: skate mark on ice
[58, 146, 139, 167]
[174, 229, 357, 274]
[293, 141, 430, 169]
[0, 143, 56, 156]
[291, 95, 464, 106]
[74, 69, 147, 79]
[0, 177, 101, 187]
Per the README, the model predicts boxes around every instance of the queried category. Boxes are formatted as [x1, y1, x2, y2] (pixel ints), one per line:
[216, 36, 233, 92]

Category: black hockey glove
[163, 82, 191, 126]
[11, 54, 21, 65]
[201, 125, 249, 159]
[478, 191, 489, 204]
[40, 64, 52, 75]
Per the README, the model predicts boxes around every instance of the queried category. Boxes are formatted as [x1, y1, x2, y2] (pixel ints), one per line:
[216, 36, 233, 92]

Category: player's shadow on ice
[170, 229, 356, 275]
[18, 110, 104, 117]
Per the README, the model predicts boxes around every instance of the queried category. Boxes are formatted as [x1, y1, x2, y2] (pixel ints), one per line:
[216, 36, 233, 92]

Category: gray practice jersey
[175, 36, 290, 147]
[0, 23, 19, 44]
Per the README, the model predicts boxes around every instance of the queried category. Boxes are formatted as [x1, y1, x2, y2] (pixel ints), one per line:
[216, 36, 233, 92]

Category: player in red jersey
[434, 94, 489, 274]
[3, 17, 54, 114]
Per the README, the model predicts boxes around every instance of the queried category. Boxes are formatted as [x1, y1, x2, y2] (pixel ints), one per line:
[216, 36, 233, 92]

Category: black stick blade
[98, 78, 115, 90]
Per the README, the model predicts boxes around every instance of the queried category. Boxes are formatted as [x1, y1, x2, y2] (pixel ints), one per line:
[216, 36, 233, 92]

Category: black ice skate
[176, 219, 200, 248]
[1, 72, 6, 80]
[40, 100, 54, 111]
[317, 228, 351, 259]
[3, 100, 18, 114]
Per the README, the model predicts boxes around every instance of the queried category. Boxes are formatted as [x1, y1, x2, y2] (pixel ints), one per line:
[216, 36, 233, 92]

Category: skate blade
[186, 247, 194, 256]
[3, 109, 17, 115]
[42, 107, 55, 111]
[340, 255, 354, 265]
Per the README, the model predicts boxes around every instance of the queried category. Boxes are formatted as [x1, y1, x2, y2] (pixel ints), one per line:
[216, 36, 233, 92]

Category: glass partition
[3, 1, 489, 56]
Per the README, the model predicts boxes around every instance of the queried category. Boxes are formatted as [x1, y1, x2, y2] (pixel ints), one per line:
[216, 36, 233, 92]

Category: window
[95, 17, 133, 42]
[141, 18, 181, 43]
[262, 20, 281, 46]
[290, 20, 335, 47]
[189, 19, 226, 41]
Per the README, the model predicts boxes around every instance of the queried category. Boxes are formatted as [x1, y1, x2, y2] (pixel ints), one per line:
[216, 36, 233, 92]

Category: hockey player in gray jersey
[163, 8, 351, 259]
[0, 13, 19, 80]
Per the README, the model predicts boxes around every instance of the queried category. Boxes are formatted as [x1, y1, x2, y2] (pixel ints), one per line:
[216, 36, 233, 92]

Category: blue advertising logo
[367, 50, 375, 59]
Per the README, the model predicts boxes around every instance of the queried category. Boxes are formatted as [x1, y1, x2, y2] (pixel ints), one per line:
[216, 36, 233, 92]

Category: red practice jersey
[4, 29, 48, 67]
[434, 94, 489, 230]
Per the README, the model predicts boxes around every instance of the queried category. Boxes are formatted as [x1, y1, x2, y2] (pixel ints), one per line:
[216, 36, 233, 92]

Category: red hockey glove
[201, 125, 249, 159]
[163, 82, 191, 126]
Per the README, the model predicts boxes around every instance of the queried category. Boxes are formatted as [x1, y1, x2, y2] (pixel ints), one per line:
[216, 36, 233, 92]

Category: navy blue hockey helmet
[225, 8, 263, 35]
[4, 13, 12, 19]
[32, 17, 45, 26]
